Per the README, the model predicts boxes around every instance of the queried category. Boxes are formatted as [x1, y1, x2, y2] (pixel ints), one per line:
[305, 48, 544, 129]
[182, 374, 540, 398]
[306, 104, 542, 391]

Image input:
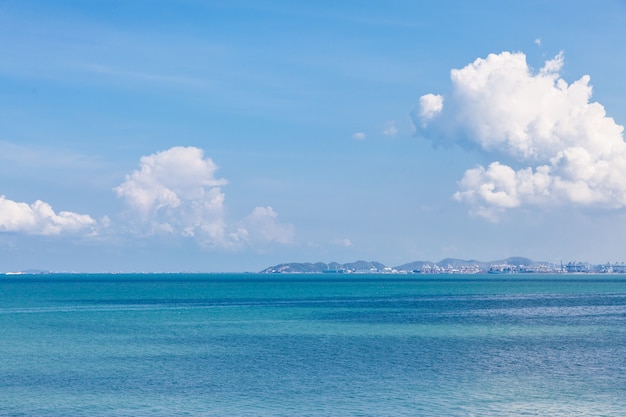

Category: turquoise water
[1, 274, 625, 416]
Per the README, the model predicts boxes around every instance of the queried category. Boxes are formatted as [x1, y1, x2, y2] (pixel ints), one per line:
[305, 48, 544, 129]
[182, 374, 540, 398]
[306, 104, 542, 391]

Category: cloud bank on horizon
[0, 146, 293, 248]
[0, 196, 96, 236]
[414, 51, 626, 221]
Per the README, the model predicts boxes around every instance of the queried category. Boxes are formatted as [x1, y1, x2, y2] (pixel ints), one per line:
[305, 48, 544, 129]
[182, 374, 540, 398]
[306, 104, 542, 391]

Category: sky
[1, 0, 626, 272]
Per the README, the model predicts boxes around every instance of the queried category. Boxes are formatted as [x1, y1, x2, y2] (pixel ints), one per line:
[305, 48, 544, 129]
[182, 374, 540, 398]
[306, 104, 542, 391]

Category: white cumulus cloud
[115, 146, 229, 244]
[414, 51, 626, 220]
[352, 132, 366, 140]
[115, 146, 227, 218]
[0, 196, 96, 235]
[115, 146, 293, 247]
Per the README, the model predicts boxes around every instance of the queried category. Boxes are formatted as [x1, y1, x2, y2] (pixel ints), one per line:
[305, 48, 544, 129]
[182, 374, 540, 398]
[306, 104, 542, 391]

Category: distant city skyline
[1, 1, 626, 272]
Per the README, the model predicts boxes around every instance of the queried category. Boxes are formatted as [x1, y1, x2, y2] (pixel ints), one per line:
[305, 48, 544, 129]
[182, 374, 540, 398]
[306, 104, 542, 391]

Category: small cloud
[539, 50, 563, 75]
[534, 37, 542, 46]
[382, 121, 398, 137]
[0, 195, 96, 236]
[233, 206, 294, 245]
[352, 132, 366, 140]
[333, 238, 353, 247]
[100, 215, 112, 229]
[417, 94, 443, 126]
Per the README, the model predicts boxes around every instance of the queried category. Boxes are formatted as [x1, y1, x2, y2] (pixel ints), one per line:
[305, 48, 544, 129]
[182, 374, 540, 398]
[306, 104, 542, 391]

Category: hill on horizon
[260, 257, 542, 273]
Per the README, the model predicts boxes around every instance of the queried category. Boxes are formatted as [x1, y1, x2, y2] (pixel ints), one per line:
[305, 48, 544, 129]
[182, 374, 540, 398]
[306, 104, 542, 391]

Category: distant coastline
[4, 258, 626, 275]
[260, 257, 626, 274]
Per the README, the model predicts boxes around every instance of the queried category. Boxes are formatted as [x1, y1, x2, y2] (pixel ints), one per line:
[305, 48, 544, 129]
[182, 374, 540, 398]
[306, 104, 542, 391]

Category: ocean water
[1, 274, 625, 416]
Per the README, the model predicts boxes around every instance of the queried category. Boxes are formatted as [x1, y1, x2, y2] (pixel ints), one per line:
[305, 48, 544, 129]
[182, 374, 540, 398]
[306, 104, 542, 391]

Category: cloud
[0, 145, 292, 247]
[232, 206, 294, 245]
[333, 238, 353, 247]
[352, 132, 366, 140]
[114, 146, 229, 244]
[534, 38, 542, 46]
[414, 51, 626, 220]
[115, 146, 293, 247]
[115, 146, 227, 218]
[0, 196, 96, 235]
[382, 121, 398, 137]
[417, 94, 443, 125]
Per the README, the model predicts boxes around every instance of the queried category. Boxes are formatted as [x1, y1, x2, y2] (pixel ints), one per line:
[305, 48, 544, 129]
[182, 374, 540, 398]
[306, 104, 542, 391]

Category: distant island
[3, 269, 50, 275]
[260, 258, 625, 274]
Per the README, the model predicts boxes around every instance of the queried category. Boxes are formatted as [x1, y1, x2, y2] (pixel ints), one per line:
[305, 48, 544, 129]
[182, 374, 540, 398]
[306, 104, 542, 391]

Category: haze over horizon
[1, 1, 626, 272]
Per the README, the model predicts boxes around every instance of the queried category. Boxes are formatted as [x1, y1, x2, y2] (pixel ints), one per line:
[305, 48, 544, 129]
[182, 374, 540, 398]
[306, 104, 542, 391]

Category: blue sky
[1, 0, 626, 272]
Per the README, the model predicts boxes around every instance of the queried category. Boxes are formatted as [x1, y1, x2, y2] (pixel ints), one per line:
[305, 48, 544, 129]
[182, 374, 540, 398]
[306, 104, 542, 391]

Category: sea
[1, 273, 625, 416]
